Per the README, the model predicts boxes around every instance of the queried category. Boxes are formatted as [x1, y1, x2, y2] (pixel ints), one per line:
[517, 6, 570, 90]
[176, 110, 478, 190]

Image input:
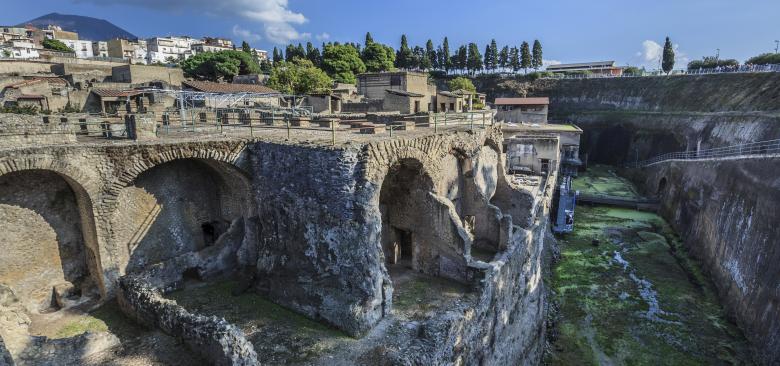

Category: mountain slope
[19, 13, 137, 41]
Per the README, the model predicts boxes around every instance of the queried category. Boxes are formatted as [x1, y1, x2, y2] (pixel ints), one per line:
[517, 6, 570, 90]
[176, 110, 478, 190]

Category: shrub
[42, 39, 73, 53]
[687, 57, 739, 70]
[746, 53, 780, 65]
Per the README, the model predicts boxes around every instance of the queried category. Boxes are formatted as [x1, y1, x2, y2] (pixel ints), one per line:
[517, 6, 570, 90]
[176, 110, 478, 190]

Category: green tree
[510, 46, 520, 73]
[499, 46, 509, 72]
[267, 59, 333, 95]
[181, 50, 261, 81]
[520, 41, 532, 73]
[362, 42, 395, 72]
[425, 39, 437, 70]
[272, 47, 283, 64]
[467, 43, 483, 75]
[241, 41, 251, 54]
[365, 32, 374, 46]
[532, 40, 543, 70]
[486, 39, 499, 72]
[455, 45, 468, 74]
[322, 43, 366, 83]
[662, 37, 675, 74]
[395, 34, 414, 69]
[296, 43, 306, 60]
[259, 59, 273, 74]
[484, 44, 493, 72]
[441, 37, 452, 73]
[746, 53, 780, 65]
[306, 42, 322, 67]
[42, 38, 73, 53]
[413, 46, 430, 70]
[447, 76, 476, 92]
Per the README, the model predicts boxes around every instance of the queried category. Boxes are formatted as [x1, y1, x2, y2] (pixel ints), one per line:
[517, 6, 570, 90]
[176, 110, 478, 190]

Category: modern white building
[92, 41, 108, 58]
[61, 39, 94, 58]
[146, 36, 197, 64]
[0, 38, 40, 59]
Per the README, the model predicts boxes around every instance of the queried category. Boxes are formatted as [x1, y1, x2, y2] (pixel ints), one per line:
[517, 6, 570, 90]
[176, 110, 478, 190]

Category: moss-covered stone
[548, 167, 753, 365]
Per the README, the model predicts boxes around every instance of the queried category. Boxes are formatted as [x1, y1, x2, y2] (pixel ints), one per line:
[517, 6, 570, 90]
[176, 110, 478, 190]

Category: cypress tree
[395, 34, 414, 69]
[484, 44, 493, 71]
[662, 37, 675, 74]
[241, 41, 251, 54]
[456, 45, 468, 74]
[442, 37, 452, 73]
[520, 42, 531, 73]
[468, 43, 483, 75]
[365, 32, 374, 46]
[426, 39, 437, 70]
[488, 39, 499, 72]
[510, 46, 520, 73]
[272, 47, 282, 64]
[532, 39, 543, 70]
[499, 46, 509, 72]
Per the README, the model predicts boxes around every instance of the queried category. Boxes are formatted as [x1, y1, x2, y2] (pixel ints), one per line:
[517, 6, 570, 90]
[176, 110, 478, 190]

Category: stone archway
[0, 169, 103, 311]
[111, 158, 253, 275]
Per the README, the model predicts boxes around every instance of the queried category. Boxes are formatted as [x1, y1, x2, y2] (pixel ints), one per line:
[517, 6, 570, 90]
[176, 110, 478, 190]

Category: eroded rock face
[0, 170, 93, 311]
[639, 159, 780, 365]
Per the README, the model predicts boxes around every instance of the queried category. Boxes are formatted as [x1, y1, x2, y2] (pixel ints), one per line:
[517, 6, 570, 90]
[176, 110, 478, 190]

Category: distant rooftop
[182, 80, 279, 94]
[546, 61, 617, 71]
[494, 97, 549, 106]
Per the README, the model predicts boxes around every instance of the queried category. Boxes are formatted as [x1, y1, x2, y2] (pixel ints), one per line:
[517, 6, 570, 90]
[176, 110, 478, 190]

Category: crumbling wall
[635, 158, 780, 365]
[117, 276, 257, 366]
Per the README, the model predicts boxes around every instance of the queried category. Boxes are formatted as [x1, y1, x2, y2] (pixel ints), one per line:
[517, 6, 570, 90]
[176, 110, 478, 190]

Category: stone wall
[634, 158, 780, 366]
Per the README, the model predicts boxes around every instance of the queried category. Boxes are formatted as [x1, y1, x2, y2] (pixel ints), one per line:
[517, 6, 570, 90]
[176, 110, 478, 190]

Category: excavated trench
[547, 165, 753, 365]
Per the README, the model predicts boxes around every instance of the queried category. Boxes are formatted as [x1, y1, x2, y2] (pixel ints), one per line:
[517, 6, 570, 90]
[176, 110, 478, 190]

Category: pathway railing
[627, 139, 780, 168]
[542, 64, 780, 80]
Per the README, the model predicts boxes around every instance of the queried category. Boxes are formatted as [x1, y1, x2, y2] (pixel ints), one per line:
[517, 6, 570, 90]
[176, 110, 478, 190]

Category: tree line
[183, 34, 546, 94]
[271, 33, 545, 78]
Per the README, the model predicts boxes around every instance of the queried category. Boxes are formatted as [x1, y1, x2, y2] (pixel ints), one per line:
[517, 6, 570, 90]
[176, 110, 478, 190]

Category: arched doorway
[0, 170, 101, 311]
[379, 158, 434, 272]
[113, 158, 252, 274]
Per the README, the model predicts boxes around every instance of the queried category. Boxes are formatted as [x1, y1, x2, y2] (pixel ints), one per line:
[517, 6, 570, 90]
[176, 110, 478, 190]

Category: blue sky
[2, 0, 778, 69]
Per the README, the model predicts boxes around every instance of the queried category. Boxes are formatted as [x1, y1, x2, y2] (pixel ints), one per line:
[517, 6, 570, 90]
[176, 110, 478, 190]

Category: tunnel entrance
[0, 170, 99, 312]
[116, 158, 252, 274]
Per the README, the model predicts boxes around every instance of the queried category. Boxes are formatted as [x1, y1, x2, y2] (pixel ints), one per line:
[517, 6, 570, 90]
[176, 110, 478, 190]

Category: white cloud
[72, 0, 309, 44]
[543, 59, 561, 67]
[637, 40, 663, 63]
[232, 25, 261, 41]
[635, 40, 688, 69]
[315, 33, 331, 41]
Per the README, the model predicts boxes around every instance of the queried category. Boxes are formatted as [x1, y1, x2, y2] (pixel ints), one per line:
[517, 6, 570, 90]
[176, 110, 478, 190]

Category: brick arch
[107, 142, 250, 199]
[0, 156, 100, 197]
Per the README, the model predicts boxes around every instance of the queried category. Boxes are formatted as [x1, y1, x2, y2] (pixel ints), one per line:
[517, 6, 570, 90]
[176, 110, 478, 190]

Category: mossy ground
[548, 168, 752, 365]
[167, 281, 350, 365]
[571, 165, 640, 199]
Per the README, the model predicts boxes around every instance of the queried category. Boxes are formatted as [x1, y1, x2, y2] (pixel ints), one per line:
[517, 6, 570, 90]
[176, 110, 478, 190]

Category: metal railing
[627, 139, 780, 168]
[542, 63, 780, 80]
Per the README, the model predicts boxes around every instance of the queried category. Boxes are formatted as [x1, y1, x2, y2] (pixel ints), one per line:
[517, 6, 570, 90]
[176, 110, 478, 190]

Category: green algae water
[548, 166, 753, 365]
